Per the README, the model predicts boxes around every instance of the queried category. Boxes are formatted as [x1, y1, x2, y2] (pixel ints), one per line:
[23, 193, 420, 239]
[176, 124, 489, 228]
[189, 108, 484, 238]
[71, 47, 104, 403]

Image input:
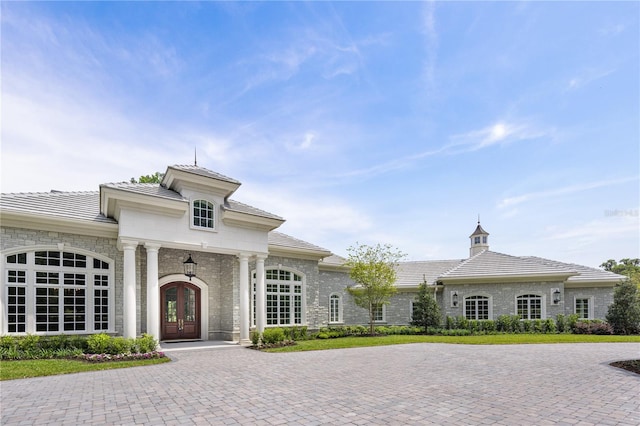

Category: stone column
[255, 254, 267, 333]
[122, 240, 138, 339]
[145, 243, 161, 343]
[238, 253, 250, 344]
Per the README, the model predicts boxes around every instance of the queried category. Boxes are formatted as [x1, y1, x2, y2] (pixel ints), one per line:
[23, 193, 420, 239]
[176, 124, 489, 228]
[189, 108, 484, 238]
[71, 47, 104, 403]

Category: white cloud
[566, 68, 615, 91]
[497, 177, 639, 209]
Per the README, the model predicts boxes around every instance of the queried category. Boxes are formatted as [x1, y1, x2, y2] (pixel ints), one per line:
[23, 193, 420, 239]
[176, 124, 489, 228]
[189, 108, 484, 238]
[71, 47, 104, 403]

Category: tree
[410, 277, 441, 331]
[606, 280, 640, 335]
[600, 258, 640, 290]
[130, 172, 164, 184]
[345, 243, 405, 335]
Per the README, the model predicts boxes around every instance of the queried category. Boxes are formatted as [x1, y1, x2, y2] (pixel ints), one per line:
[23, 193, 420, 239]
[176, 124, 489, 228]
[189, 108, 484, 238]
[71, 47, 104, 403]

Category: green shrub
[135, 334, 158, 353]
[556, 314, 567, 333]
[544, 318, 557, 334]
[87, 333, 111, 354]
[496, 315, 511, 332]
[262, 327, 285, 344]
[567, 314, 579, 332]
[316, 332, 329, 339]
[251, 331, 261, 346]
[19, 334, 41, 352]
[445, 316, 455, 330]
[109, 336, 132, 354]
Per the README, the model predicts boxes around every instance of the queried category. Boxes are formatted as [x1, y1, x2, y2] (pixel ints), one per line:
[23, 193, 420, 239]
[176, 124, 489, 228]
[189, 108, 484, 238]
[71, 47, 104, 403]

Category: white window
[3, 248, 114, 334]
[329, 293, 342, 323]
[192, 199, 215, 229]
[465, 295, 490, 320]
[252, 268, 305, 327]
[372, 303, 385, 322]
[474, 236, 481, 244]
[517, 294, 542, 320]
[575, 297, 593, 320]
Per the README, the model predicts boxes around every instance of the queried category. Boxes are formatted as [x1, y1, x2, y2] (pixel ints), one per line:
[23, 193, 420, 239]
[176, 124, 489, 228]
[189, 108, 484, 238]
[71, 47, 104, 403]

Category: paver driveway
[1, 343, 639, 425]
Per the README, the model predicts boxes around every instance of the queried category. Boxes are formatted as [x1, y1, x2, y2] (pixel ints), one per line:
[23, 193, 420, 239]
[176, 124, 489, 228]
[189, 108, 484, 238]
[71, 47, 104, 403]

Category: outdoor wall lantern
[553, 288, 561, 305]
[183, 254, 197, 280]
[452, 291, 459, 307]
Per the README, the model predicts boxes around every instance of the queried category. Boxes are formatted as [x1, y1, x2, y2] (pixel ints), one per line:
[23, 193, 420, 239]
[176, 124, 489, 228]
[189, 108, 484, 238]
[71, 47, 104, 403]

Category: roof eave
[440, 272, 578, 284]
[0, 210, 119, 239]
[221, 209, 285, 232]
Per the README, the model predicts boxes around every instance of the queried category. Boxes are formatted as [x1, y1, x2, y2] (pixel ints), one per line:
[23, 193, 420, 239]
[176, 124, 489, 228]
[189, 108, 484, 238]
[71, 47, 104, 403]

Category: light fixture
[452, 291, 459, 307]
[183, 254, 197, 280]
[553, 288, 561, 305]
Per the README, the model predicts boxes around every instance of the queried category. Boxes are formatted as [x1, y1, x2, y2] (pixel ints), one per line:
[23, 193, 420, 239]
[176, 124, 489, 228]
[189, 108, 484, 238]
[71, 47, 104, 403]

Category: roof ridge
[1, 190, 100, 196]
[440, 249, 487, 276]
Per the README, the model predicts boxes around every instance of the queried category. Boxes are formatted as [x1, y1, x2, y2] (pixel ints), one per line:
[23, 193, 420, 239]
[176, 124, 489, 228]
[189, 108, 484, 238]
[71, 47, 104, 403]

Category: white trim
[251, 265, 307, 327]
[328, 293, 343, 324]
[515, 293, 546, 320]
[573, 295, 594, 320]
[159, 274, 209, 341]
[189, 198, 218, 232]
[463, 293, 493, 320]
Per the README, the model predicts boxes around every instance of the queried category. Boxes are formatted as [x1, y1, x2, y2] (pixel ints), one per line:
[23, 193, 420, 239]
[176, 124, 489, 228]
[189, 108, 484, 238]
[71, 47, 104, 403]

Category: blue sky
[2, 1, 638, 267]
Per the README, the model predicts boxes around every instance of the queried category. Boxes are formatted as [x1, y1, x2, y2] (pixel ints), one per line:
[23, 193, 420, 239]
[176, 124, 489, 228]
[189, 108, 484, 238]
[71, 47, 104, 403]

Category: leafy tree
[600, 258, 640, 290]
[606, 280, 640, 335]
[130, 172, 164, 184]
[410, 277, 441, 331]
[345, 243, 405, 335]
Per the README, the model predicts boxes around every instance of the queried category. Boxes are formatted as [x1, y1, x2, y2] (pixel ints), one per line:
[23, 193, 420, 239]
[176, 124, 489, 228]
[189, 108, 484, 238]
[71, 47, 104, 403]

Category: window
[372, 304, 385, 322]
[192, 199, 215, 229]
[465, 295, 490, 320]
[252, 268, 304, 326]
[3, 249, 113, 334]
[482, 236, 487, 244]
[517, 294, 542, 320]
[474, 236, 481, 244]
[575, 298, 592, 320]
[410, 300, 418, 322]
[329, 294, 342, 323]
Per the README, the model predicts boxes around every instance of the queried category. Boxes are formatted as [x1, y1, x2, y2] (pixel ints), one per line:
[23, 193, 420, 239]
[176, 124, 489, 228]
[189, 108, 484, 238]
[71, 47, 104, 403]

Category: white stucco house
[0, 165, 625, 342]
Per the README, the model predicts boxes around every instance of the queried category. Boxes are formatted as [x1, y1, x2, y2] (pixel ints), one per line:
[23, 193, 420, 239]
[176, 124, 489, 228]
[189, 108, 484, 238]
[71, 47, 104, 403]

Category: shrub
[497, 315, 512, 332]
[87, 333, 111, 354]
[567, 314, 580, 332]
[606, 280, 640, 335]
[135, 334, 158, 353]
[544, 318, 557, 334]
[251, 331, 261, 346]
[19, 334, 41, 352]
[573, 321, 613, 335]
[262, 327, 285, 344]
[556, 314, 568, 333]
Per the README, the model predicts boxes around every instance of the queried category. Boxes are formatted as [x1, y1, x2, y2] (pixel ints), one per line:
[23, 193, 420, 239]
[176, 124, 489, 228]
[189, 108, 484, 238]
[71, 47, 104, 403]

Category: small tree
[411, 277, 441, 331]
[130, 172, 164, 184]
[606, 280, 640, 335]
[345, 243, 405, 335]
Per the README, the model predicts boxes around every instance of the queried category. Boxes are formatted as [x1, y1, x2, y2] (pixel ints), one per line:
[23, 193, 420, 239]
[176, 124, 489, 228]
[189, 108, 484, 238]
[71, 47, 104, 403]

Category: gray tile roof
[440, 250, 577, 279]
[268, 231, 331, 254]
[470, 222, 489, 237]
[100, 182, 186, 201]
[225, 200, 284, 221]
[0, 191, 115, 224]
[166, 165, 241, 185]
[396, 260, 464, 287]
[523, 256, 627, 283]
[319, 254, 348, 267]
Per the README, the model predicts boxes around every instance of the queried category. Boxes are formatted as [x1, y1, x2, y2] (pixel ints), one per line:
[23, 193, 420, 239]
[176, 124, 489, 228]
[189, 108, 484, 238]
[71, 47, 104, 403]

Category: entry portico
[102, 165, 284, 342]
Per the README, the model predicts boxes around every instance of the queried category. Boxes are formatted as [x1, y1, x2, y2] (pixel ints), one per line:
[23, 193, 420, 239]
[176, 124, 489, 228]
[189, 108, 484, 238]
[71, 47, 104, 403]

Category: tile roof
[396, 260, 464, 287]
[167, 165, 241, 185]
[268, 231, 331, 254]
[319, 254, 348, 267]
[523, 256, 627, 283]
[0, 191, 115, 224]
[100, 182, 186, 201]
[469, 222, 489, 237]
[439, 250, 577, 280]
[225, 200, 284, 221]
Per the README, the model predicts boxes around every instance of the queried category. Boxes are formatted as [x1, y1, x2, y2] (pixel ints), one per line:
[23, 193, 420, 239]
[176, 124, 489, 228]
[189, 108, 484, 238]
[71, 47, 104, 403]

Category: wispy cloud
[566, 68, 615, 91]
[497, 176, 639, 209]
[340, 119, 552, 179]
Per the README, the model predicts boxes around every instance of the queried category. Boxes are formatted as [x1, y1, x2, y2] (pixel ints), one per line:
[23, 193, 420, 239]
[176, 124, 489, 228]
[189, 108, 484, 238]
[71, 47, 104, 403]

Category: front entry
[161, 282, 201, 341]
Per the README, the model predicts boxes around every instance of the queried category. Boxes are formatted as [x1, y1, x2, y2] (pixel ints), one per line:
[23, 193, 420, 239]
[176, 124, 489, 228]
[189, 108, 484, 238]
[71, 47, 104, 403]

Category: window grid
[329, 295, 341, 323]
[517, 295, 542, 320]
[7, 286, 27, 333]
[193, 200, 214, 229]
[575, 298, 590, 320]
[372, 304, 384, 322]
[465, 296, 489, 320]
[4, 250, 112, 334]
[253, 269, 304, 327]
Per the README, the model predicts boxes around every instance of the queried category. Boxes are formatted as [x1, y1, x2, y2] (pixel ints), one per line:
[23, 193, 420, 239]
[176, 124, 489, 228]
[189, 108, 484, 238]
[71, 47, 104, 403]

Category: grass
[0, 357, 171, 381]
[265, 333, 640, 353]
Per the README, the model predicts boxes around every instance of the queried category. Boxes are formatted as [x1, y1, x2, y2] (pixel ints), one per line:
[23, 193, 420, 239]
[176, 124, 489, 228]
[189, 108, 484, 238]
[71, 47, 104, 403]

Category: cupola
[469, 220, 489, 257]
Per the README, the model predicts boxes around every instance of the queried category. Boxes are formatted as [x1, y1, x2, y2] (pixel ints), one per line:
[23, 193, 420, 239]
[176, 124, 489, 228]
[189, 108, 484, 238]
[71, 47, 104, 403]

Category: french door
[161, 282, 201, 340]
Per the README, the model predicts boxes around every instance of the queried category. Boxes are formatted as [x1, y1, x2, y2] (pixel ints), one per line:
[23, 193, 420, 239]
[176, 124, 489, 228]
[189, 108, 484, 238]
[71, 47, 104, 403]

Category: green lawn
[265, 334, 640, 352]
[0, 357, 171, 381]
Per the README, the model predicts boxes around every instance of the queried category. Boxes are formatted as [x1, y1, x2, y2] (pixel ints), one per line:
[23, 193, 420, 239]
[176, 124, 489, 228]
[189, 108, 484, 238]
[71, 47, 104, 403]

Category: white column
[122, 240, 138, 339]
[238, 253, 250, 343]
[255, 254, 267, 333]
[145, 243, 161, 343]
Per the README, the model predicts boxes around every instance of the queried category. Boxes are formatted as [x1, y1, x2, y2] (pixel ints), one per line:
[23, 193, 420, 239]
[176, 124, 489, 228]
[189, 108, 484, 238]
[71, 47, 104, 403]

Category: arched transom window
[192, 199, 215, 229]
[3, 248, 114, 334]
[517, 294, 542, 320]
[329, 293, 342, 324]
[465, 295, 490, 320]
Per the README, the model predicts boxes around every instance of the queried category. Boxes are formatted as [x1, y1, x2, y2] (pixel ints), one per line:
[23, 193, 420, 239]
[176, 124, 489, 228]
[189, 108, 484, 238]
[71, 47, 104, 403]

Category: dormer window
[192, 199, 215, 229]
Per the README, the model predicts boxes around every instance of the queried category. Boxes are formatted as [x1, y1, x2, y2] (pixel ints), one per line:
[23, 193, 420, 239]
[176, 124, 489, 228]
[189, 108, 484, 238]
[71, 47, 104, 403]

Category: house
[0, 165, 625, 342]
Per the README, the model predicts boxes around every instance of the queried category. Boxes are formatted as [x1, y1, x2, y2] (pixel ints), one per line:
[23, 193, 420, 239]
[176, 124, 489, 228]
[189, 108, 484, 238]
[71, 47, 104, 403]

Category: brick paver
[1, 343, 639, 425]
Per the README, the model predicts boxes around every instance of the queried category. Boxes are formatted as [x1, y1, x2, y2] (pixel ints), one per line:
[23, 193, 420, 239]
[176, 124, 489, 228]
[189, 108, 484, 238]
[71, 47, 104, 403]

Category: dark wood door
[161, 282, 201, 341]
